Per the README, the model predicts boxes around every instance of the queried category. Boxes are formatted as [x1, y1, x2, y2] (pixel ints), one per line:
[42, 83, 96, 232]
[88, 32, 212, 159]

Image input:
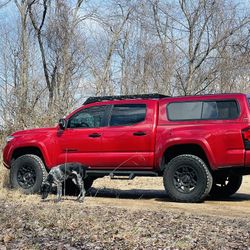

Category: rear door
[100, 101, 157, 169]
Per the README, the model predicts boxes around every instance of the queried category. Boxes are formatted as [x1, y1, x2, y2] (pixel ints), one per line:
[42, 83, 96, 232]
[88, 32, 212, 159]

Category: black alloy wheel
[209, 175, 242, 198]
[17, 164, 37, 189]
[163, 154, 213, 203]
[10, 154, 47, 194]
[173, 165, 198, 194]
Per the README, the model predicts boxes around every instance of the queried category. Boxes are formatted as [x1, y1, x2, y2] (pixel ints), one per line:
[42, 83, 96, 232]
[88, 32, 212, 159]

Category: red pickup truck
[3, 93, 250, 202]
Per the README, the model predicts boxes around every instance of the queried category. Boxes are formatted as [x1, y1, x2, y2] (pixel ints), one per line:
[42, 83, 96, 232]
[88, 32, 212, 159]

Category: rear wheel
[10, 154, 47, 194]
[209, 175, 242, 198]
[163, 154, 213, 203]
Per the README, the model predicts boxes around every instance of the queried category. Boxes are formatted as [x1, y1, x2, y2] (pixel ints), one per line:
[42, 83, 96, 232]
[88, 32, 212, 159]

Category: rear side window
[167, 100, 239, 121]
[167, 102, 202, 120]
[110, 104, 146, 126]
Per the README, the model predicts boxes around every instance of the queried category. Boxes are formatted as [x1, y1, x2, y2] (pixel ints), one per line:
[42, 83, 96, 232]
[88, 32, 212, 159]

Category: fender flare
[157, 139, 216, 170]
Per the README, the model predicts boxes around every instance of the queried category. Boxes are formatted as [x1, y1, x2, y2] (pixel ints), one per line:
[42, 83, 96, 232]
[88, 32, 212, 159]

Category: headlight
[6, 136, 15, 143]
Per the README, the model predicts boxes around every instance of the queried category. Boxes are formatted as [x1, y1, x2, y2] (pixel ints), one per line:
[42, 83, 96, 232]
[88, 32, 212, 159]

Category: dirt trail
[1, 174, 250, 218]
[86, 175, 250, 218]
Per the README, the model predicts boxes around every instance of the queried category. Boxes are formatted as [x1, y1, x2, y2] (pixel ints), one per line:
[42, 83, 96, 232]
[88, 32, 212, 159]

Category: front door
[56, 105, 108, 167]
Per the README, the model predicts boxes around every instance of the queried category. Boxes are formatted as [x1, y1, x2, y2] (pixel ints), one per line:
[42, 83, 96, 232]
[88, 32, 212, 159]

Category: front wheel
[163, 154, 213, 203]
[10, 154, 47, 194]
[209, 175, 242, 198]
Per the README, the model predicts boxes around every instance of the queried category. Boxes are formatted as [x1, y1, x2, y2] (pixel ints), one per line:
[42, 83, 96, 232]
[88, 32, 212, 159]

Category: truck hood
[12, 127, 58, 137]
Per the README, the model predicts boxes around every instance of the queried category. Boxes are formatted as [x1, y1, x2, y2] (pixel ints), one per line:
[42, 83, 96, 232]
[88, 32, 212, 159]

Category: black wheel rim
[214, 177, 230, 189]
[173, 165, 198, 193]
[17, 164, 36, 189]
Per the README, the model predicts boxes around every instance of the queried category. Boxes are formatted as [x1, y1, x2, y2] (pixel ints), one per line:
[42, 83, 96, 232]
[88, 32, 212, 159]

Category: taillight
[242, 127, 250, 149]
[242, 127, 250, 141]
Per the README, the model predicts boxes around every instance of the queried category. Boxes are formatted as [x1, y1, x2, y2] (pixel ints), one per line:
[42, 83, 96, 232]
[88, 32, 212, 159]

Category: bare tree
[28, 0, 89, 119]
[1, 0, 250, 135]
[150, 0, 250, 95]
[87, 1, 134, 95]
[14, 0, 30, 128]
[0, 0, 10, 8]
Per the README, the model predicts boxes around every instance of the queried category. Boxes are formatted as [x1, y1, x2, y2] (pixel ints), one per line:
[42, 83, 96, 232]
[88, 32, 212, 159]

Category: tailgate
[244, 94, 250, 166]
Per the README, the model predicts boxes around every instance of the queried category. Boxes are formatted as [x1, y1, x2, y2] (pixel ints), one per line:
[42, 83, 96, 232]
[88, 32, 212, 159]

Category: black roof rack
[83, 93, 169, 105]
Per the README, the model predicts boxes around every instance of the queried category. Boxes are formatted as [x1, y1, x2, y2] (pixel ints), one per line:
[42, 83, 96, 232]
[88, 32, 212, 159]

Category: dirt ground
[0, 173, 250, 249]
[89, 175, 250, 218]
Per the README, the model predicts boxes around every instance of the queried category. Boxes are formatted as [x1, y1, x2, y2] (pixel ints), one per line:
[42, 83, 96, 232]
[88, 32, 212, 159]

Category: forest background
[0, 0, 250, 139]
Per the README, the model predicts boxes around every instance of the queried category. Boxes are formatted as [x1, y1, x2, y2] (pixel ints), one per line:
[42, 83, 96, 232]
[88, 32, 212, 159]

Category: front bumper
[2, 143, 12, 168]
[2, 160, 10, 169]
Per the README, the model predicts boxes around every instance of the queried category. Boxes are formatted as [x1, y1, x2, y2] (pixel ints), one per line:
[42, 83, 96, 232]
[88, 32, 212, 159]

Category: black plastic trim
[84, 93, 169, 105]
[244, 141, 250, 150]
[86, 170, 159, 178]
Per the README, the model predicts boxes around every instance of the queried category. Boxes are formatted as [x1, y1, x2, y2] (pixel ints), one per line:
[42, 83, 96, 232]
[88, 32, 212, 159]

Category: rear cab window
[167, 100, 239, 121]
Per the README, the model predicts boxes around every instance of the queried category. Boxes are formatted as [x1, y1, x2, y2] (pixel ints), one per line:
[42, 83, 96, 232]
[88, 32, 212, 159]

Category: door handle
[89, 133, 101, 138]
[133, 131, 146, 136]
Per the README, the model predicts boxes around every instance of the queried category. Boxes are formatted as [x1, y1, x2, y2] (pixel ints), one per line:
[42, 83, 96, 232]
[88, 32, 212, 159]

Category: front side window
[110, 104, 146, 126]
[167, 100, 239, 121]
[68, 106, 107, 128]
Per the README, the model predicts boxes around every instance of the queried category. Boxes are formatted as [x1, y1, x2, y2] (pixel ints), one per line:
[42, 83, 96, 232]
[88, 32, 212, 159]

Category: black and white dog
[41, 163, 88, 202]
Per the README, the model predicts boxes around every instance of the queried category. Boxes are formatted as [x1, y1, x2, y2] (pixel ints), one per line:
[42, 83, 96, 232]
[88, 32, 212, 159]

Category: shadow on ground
[88, 187, 250, 203]
[89, 187, 168, 200]
[207, 193, 250, 202]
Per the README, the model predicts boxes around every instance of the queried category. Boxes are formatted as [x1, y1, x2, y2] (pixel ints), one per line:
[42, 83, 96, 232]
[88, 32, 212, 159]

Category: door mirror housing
[58, 118, 66, 130]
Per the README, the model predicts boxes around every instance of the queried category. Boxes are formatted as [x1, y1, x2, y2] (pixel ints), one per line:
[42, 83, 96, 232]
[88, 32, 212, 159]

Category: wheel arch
[11, 146, 49, 170]
[161, 143, 212, 172]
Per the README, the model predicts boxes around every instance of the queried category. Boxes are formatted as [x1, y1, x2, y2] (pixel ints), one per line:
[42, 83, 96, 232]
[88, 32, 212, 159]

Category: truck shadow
[88, 188, 250, 202]
[89, 187, 168, 200]
[206, 193, 250, 202]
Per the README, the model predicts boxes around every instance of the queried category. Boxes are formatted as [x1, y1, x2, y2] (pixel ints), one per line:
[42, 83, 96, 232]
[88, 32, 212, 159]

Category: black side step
[86, 170, 159, 179]
[110, 172, 137, 180]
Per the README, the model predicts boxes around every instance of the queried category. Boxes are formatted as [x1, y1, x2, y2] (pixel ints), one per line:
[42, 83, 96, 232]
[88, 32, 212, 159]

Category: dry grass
[0, 156, 9, 189]
[0, 158, 250, 249]
[0, 192, 250, 249]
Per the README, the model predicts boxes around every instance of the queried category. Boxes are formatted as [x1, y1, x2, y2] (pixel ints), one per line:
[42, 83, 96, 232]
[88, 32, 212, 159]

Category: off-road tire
[163, 154, 213, 203]
[10, 154, 47, 194]
[209, 175, 242, 198]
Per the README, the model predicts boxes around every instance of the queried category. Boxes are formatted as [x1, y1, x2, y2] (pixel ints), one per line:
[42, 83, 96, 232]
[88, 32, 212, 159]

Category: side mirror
[58, 118, 66, 130]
